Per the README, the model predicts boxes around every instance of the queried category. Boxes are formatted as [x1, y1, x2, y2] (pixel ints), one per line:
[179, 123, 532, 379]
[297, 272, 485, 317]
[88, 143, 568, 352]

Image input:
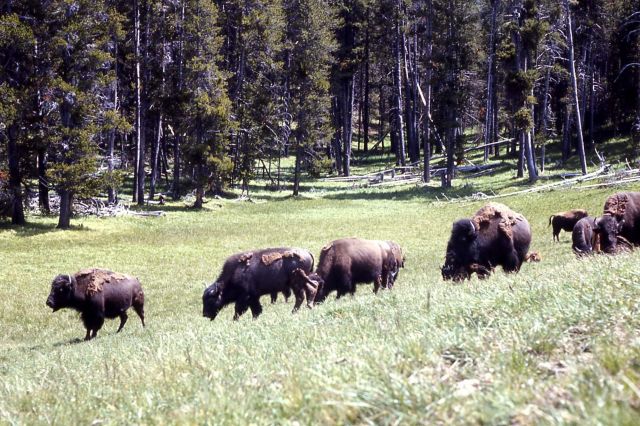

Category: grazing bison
[202, 247, 316, 321]
[314, 238, 404, 301]
[593, 192, 640, 254]
[549, 209, 589, 242]
[46, 268, 145, 340]
[572, 216, 600, 255]
[441, 202, 532, 281]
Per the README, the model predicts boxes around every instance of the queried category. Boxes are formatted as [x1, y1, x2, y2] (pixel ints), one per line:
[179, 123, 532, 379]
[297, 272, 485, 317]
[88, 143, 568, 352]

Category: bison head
[594, 215, 625, 254]
[46, 274, 75, 312]
[202, 282, 224, 320]
[441, 219, 478, 281]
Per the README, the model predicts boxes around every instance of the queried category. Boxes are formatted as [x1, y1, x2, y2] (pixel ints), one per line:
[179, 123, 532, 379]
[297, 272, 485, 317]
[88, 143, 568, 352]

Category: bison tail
[309, 251, 315, 272]
[548, 215, 554, 227]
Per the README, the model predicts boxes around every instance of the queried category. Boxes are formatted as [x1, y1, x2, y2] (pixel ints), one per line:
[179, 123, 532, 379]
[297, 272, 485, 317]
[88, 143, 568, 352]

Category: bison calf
[549, 209, 588, 242]
[46, 268, 145, 340]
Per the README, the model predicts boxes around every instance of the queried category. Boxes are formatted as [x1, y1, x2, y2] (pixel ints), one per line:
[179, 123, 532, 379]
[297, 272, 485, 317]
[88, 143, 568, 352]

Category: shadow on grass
[0, 221, 92, 237]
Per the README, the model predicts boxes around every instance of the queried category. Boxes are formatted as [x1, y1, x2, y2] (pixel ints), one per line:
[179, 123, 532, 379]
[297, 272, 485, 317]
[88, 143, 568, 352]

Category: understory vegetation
[1, 160, 640, 423]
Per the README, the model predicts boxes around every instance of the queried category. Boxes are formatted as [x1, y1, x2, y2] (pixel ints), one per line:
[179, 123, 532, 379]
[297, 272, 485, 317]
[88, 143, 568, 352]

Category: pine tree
[284, 0, 335, 195]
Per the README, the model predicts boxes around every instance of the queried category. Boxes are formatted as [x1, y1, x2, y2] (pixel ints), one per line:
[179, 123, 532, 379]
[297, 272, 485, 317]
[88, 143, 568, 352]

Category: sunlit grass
[1, 141, 640, 423]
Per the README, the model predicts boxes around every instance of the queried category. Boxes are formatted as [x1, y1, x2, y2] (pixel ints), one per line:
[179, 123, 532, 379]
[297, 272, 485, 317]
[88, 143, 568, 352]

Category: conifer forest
[1, 0, 640, 224]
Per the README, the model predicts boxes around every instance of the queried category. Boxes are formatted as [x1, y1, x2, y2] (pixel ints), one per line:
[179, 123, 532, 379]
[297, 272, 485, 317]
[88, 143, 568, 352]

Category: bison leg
[283, 287, 291, 302]
[270, 292, 278, 304]
[117, 312, 128, 333]
[249, 298, 263, 319]
[84, 329, 91, 341]
[304, 284, 318, 309]
[292, 289, 304, 313]
[233, 301, 249, 320]
[133, 304, 145, 327]
[373, 275, 382, 294]
[503, 250, 521, 273]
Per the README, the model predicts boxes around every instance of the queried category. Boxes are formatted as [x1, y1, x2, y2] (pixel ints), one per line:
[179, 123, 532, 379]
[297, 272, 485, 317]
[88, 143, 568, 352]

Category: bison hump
[75, 268, 131, 296]
[238, 252, 253, 265]
[261, 250, 302, 266]
[472, 202, 524, 240]
[603, 193, 629, 219]
[320, 243, 333, 253]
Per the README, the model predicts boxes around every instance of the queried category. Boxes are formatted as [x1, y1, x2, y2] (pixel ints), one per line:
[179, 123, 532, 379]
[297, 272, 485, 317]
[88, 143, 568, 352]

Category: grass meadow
[2, 148, 640, 423]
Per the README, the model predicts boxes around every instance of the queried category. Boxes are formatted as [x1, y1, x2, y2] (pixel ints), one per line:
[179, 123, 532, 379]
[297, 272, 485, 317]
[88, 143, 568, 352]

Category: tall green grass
[2, 182, 640, 424]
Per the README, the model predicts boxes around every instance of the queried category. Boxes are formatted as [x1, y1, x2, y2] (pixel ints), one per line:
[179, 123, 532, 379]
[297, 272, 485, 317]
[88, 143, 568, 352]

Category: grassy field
[2, 147, 640, 424]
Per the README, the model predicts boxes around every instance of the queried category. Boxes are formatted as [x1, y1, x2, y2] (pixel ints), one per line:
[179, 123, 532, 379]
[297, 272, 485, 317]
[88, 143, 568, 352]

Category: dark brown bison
[314, 238, 404, 301]
[442, 203, 532, 281]
[549, 209, 589, 242]
[593, 192, 640, 254]
[270, 288, 291, 304]
[572, 216, 600, 255]
[46, 268, 145, 340]
[202, 247, 318, 320]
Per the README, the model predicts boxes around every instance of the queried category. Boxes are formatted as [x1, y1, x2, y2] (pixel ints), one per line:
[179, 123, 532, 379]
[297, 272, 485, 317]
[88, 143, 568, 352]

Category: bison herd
[46, 191, 640, 340]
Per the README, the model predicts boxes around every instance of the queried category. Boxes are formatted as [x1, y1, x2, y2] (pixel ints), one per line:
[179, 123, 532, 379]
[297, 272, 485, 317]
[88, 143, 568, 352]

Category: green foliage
[514, 107, 534, 131]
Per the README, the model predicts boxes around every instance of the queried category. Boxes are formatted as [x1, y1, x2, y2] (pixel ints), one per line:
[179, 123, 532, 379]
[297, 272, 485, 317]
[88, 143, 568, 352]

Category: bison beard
[442, 203, 532, 281]
[46, 269, 145, 340]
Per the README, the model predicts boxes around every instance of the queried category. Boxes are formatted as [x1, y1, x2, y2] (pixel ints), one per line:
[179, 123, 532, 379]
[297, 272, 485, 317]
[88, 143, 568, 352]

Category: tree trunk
[37, 147, 50, 214]
[562, 104, 572, 163]
[564, 0, 588, 174]
[393, 1, 406, 166]
[484, 0, 498, 162]
[57, 190, 73, 229]
[444, 112, 455, 188]
[150, 114, 162, 200]
[404, 30, 418, 163]
[423, 0, 433, 182]
[7, 124, 25, 225]
[363, 16, 370, 153]
[540, 66, 550, 173]
[172, 1, 185, 200]
[341, 77, 354, 176]
[135, 0, 145, 205]
[378, 89, 385, 152]
[293, 140, 302, 196]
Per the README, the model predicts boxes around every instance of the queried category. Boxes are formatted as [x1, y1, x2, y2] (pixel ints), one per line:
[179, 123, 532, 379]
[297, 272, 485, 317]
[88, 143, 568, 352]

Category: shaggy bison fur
[549, 209, 589, 242]
[442, 203, 533, 281]
[46, 268, 145, 340]
[202, 247, 317, 320]
[594, 192, 640, 254]
[314, 238, 404, 301]
[572, 216, 599, 255]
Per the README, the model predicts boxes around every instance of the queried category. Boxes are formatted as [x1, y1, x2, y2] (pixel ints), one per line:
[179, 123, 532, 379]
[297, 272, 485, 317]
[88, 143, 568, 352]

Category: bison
[549, 209, 589, 242]
[314, 238, 404, 302]
[441, 202, 532, 281]
[46, 268, 145, 340]
[572, 216, 600, 255]
[202, 247, 319, 321]
[593, 192, 640, 254]
[270, 288, 291, 304]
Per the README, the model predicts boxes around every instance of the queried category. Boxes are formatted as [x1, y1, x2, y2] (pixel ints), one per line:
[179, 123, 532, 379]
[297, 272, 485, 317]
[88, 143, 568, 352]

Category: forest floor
[1, 137, 640, 424]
